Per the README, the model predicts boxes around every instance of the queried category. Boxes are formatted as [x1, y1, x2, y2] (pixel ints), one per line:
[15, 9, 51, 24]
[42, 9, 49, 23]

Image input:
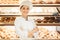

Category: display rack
[0, 4, 60, 26]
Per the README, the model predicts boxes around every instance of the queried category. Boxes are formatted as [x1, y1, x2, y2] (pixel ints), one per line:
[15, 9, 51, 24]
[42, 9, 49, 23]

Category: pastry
[55, 19, 59, 23]
[35, 19, 42, 23]
[44, 17, 50, 20]
[42, 19, 47, 23]
[0, 27, 19, 39]
[47, 17, 55, 23]
[35, 27, 60, 39]
[56, 17, 60, 23]
[31, 0, 37, 4]
[42, 17, 50, 23]
[0, 0, 19, 4]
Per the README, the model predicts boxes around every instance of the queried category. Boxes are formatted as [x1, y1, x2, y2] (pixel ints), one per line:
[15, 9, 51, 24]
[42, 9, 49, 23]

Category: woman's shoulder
[16, 17, 21, 19]
[14, 17, 22, 25]
[15, 17, 23, 22]
[15, 17, 23, 20]
[28, 17, 35, 22]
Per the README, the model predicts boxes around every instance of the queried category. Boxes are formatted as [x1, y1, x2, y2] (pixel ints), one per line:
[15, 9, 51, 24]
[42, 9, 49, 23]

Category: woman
[14, 0, 38, 39]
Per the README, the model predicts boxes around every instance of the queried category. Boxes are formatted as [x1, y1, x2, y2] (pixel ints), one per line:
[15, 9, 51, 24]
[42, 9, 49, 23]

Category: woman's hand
[20, 27, 24, 31]
[28, 27, 39, 38]
[28, 31, 34, 38]
[32, 27, 39, 33]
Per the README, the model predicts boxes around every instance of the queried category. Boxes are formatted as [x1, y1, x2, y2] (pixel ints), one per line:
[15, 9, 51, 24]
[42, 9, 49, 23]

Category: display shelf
[0, 24, 14, 26]
[0, 15, 21, 17]
[0, 22, 14, 26]
[33, 4, 60, 7]
[28, 15, 60, 17]
[0, 13, 60, 26]
[0, 23, 60, 26]
[0, 4, 60, 26]
[0, 15, 60, 17]
[0, 4, 60, 7]
[28, 12, 60, 16]
[36, 23, 60, 26]
[0, 12, 60, 16]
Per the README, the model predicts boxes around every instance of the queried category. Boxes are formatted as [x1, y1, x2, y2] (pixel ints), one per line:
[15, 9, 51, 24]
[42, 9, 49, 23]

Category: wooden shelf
[0, 23, 60, 26]
[36, 23, 60, 26]
[0, 23, 14, 26]
[0, 4, 60, 7]
[0, 22, 14, 26]
[0, 24, 14, 26]
[0, 15, 60, 17]
[0, 12, 60, 16]
[0, 15, 20, 17]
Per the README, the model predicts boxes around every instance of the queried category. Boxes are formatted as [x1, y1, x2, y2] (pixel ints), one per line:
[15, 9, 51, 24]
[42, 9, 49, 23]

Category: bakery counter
[0, 26, 60, 39]
[0, 26, 20, 39]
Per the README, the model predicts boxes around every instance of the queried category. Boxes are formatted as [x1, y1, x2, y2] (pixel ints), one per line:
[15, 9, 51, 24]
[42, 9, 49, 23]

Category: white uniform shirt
[14, 17, 36, 38]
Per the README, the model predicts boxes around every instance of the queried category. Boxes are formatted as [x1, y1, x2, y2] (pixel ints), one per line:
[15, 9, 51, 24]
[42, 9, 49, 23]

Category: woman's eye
[27, 8, 29, 10]
[23, 8, 25, 10]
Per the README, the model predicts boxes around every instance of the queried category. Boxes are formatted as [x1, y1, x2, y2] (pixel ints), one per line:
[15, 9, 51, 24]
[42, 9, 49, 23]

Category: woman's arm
[32, 27, 39, 33]
[32, 20, 39, 33]
[28, 27, 39, 38]
[28, 20, 39, 38]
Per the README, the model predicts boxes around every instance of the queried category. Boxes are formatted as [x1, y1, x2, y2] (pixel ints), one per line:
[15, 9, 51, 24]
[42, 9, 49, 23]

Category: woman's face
[20, 5, 29, 14]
